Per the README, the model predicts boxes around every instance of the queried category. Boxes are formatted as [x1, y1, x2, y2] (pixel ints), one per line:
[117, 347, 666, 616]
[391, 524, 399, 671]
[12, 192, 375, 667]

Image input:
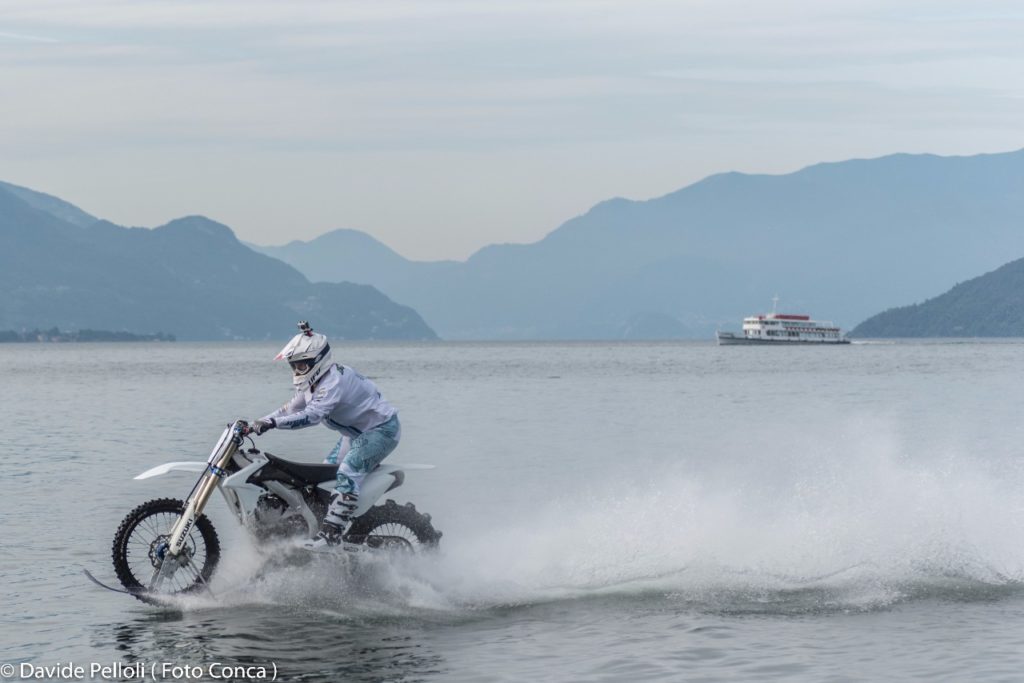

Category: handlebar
[231, 419, 250, 442]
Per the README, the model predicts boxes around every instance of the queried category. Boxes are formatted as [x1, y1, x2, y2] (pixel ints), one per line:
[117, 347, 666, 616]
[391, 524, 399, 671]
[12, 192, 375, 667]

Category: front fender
[134, 461, 208, 480]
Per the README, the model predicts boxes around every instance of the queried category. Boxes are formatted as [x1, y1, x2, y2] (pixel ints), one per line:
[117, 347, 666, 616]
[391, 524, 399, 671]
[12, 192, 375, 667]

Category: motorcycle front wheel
[111, 497, 220, 600]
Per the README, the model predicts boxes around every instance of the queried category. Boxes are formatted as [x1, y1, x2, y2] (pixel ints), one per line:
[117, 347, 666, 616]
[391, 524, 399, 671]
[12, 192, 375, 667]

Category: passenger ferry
[716, 299, 849, 345]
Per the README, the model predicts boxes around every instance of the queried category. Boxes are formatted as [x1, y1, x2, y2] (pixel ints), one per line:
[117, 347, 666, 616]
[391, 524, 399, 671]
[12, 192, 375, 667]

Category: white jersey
[262, 364, 396, 438]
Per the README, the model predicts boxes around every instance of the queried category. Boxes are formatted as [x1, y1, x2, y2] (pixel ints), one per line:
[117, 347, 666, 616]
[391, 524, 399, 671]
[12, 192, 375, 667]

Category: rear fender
[316, 463, 434, 517]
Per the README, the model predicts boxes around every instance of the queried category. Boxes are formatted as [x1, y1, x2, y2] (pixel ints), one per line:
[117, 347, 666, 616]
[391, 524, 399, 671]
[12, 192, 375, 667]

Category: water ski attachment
[81, 568, 180, 607]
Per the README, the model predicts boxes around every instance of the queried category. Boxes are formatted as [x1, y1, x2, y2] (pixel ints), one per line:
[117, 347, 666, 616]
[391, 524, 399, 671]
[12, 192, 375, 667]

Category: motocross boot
[302, 492, 359, 551]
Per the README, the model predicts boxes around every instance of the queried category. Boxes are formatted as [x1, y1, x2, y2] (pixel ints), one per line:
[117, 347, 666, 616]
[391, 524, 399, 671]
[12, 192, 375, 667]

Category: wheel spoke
[140, 517, 161, 537]
[367, 522, 421, 551]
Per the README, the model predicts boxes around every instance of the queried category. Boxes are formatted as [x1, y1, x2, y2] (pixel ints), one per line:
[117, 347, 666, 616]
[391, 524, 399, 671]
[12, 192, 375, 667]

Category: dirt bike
[92, 420, 441, 603]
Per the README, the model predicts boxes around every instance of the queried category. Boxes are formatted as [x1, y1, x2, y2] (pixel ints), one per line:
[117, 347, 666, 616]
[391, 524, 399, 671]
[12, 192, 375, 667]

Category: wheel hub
[148, 535, 170, 567]
[148, 535, 192, 568]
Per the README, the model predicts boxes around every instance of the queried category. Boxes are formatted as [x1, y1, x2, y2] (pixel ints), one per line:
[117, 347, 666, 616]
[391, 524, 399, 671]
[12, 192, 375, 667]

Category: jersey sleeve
[262, 392, 307, 423]
[272, 374, 344, 430]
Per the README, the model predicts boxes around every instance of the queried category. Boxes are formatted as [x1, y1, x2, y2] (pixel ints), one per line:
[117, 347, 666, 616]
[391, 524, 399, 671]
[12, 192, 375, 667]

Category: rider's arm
[261, 391, 307, 423]
[271, 372, 343, 430]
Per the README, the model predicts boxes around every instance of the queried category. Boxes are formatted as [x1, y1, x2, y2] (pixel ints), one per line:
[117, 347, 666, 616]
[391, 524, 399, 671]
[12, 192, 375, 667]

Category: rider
[247, 321, 401, 549]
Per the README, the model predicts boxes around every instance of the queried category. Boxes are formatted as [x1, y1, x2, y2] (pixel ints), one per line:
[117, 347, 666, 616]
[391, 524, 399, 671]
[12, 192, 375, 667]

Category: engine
[251, 493, 312, 540]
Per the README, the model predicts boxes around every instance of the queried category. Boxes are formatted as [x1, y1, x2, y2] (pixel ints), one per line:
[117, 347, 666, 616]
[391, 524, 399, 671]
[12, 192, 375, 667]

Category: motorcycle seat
[262, 452, 339, 486]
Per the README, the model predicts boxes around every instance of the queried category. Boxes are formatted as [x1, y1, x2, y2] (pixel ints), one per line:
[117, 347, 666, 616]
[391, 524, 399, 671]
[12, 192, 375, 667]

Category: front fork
[149, 421, 246, 591]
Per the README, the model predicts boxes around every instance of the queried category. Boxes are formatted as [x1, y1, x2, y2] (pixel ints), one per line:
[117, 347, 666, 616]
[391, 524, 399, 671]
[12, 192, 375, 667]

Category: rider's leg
[320, 415, 401, 542]
[323, 435, 350, 465]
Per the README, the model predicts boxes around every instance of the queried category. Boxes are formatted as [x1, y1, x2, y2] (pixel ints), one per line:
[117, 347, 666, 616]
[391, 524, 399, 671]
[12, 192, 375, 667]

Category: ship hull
[716, 332, 850, 346]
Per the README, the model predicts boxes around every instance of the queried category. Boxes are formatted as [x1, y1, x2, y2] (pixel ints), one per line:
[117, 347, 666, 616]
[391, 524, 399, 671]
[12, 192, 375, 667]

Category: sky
[1, 1, 1022, 261]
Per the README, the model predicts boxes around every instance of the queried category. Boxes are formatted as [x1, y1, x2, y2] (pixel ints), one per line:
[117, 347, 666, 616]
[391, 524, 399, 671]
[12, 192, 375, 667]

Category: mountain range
[852, 256, 1024, 337]
[7, 148, 1024, 342]
[0, 182, 437, 341]
[254, 149, 1024, 339]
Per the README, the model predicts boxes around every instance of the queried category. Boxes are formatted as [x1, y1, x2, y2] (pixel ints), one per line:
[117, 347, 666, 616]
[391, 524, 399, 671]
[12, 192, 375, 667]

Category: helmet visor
[289, 358, 315, 375]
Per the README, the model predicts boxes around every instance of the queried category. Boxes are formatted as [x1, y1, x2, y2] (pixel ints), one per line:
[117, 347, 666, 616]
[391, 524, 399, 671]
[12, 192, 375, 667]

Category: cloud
[1, 0, 1022, 259]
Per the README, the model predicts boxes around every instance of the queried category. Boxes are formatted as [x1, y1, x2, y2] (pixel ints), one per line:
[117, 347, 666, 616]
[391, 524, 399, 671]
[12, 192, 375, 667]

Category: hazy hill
[254, 149, 1024, 339]
[851, 258, 1024, 337]
[0, 186, 437, 341]
[254, 228, 459, 295]
[0, 180, 98, 228]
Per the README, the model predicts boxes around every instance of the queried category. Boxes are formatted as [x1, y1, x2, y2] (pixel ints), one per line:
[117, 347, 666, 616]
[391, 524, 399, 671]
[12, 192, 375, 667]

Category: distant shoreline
[0, 328, 175, 343]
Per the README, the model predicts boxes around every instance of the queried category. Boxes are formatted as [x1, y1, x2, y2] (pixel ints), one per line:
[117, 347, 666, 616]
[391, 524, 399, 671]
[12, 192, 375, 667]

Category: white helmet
[275, 321, 334, 391]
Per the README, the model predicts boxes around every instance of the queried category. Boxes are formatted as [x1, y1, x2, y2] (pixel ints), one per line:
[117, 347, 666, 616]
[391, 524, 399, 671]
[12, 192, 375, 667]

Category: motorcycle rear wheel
[111, 497, 220, 600]
[346, 499, 442, 551]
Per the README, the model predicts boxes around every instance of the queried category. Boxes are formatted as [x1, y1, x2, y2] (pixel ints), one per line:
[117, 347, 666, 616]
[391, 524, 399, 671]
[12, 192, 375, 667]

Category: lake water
[2, 340, 1024, 682]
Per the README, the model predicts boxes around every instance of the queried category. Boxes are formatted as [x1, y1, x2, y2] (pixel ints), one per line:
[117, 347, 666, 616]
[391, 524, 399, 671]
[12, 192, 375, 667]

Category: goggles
[289, 359, 314, 375]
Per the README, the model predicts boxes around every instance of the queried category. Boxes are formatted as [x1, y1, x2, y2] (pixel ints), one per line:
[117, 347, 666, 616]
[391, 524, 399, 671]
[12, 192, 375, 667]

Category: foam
[197, 416, 1024, 616]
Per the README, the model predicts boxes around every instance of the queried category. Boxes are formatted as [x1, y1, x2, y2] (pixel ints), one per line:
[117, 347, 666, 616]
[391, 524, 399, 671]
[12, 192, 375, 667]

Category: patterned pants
[324, 414, 401, 495]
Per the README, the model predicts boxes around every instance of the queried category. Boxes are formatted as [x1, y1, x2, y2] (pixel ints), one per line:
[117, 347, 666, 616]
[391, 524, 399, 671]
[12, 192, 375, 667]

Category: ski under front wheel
[346, 499, 442, 552]
[111, 497, 220, 601]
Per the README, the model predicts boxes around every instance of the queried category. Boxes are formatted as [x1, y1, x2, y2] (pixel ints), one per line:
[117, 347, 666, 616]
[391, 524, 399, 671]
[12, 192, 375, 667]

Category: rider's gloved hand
[249, 418, 276, 436]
